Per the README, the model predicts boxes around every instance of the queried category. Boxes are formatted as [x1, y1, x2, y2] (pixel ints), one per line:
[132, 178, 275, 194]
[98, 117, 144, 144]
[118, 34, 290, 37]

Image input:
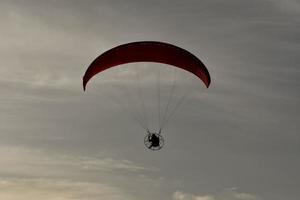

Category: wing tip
[83, 77, 87, 91]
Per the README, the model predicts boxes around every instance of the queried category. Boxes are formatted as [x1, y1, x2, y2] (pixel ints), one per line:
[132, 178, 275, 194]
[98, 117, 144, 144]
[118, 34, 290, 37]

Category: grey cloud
[173, 190, 260, 200]
[0, 178, 134, 200]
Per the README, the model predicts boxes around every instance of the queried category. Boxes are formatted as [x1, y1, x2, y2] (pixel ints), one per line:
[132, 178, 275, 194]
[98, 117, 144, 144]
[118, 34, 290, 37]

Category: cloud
[173, 190, 259, 200]
[0, 178, 134, 200]
[267, 0, 300, 14]
[0, 146, 154, 178]
[173, 191, 215, 200]
[0, 146, 162, 199]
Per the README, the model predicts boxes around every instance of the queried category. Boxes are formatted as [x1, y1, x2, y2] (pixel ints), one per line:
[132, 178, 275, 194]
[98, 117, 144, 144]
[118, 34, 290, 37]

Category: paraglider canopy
[83, 41, 210, 91]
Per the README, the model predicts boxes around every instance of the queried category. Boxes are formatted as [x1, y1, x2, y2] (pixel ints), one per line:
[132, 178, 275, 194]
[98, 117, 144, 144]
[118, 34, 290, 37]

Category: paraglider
[83, 41, 210, 150]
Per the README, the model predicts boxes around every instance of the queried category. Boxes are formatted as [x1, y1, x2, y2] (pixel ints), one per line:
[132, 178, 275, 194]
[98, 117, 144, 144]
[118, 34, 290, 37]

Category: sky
[0, 0, 299, 199]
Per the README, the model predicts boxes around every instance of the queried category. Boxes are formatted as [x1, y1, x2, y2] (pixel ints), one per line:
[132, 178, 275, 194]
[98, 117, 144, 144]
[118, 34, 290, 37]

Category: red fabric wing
[83, 41, 211, 90]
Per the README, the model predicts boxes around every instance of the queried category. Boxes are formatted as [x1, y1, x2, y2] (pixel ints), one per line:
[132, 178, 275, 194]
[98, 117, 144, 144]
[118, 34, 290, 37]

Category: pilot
[149, 133, 160, 148]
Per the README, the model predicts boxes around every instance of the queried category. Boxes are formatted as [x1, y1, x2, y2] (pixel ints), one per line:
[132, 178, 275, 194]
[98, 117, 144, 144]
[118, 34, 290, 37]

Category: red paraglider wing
[83, 41, 211, 90]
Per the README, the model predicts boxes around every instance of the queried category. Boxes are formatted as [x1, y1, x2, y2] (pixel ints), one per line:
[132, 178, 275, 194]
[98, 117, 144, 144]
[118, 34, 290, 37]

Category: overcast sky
[0, 0, 299, 200]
